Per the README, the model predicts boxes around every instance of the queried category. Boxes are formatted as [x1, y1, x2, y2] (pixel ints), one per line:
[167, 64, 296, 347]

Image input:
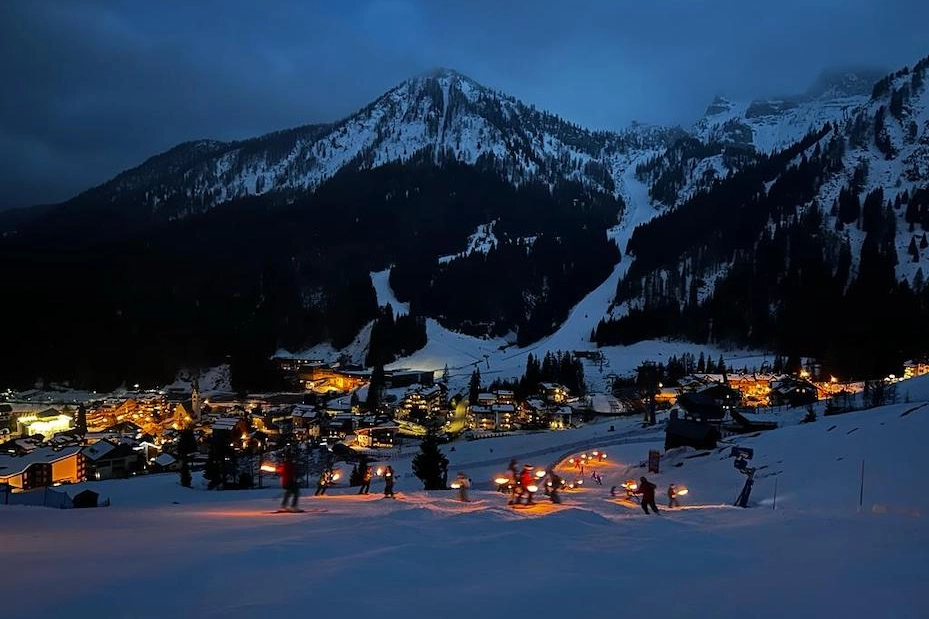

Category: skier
[383, 465, 396, 498]
[547, 468, 563, 504]
[515, 464, 535, 505]
[455, 472, 471, 502]
[315, 468, 331, 496]
[358, 465, 373, 494]
[507, 459, 519, 504]
[279, 454, 299, 511]
[668, 483, 679, 508]
[635, 476, 659, 515]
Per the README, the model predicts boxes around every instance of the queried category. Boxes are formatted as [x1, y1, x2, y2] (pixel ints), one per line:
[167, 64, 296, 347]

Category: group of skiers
[277, 456, 395, 510]
[503, 459, 563, 506]
[278, 453, 681, 515]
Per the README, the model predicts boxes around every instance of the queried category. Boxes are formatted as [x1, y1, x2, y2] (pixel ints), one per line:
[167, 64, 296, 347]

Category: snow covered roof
[82, 440, 117, 461]
[0, 445, 82, 477]
[154, 453, 176, 467]
[212, 418, 243, 431]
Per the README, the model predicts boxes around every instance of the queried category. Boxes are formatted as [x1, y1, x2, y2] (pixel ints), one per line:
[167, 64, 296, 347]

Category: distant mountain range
[3, 56, 929, 390]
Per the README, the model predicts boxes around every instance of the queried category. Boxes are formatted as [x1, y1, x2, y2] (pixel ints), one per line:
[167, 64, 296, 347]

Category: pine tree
[412, 431, 449, 490]
[367, 365, 385, 411]
[76, 404, 87, 435]
[468, 368, 481, 404]
[442, 363, 450, 384]
[178, 428, 197, 488]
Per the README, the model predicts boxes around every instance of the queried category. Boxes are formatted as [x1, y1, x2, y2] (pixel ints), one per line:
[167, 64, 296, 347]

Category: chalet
[676, 392, 725, 422]
[491, 403, 517, 430]
[296, 364, 367, 393]
[903, 359, 929, 379]
[540, 383, 570, 404]
[151, 452, 179, 473]
[354, 423, 400, 448]
[693, 383, 741, 411]
[475, 393, 496, 408]
[0, 446, 85, 490]
[769, 377, 818, 407]
[398, 385, 447, 423]
[211, 417, 251, 448]
[82, 440, 142, 480]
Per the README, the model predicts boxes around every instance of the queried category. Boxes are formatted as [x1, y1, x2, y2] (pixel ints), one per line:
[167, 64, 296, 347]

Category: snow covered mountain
[693, 68, 886, 153]
[59, 68, 678, 224]
[5, 58, 929, 389]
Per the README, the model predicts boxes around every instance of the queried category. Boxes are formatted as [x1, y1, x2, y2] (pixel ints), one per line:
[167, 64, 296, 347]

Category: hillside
[3, 380, 928, 618]
[598, 55, 929, 377]
[4, 57, 929, 389]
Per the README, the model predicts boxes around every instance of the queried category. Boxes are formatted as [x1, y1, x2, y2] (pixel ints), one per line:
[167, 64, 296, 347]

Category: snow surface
[371, 269, 410, 316]
[5, 376, 929, 618]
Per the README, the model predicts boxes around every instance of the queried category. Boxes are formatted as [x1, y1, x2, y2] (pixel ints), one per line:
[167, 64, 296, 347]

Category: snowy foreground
[6, 392, 929, 618]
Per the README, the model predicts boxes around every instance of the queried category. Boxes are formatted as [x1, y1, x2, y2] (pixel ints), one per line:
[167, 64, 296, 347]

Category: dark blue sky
[2, 0, 927, 209]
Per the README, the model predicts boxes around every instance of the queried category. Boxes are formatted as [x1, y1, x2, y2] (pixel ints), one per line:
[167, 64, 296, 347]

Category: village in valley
[3, 347, 924, 505]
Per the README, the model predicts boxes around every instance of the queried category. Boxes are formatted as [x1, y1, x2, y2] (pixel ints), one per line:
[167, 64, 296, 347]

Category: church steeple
[191, 376, 202, 421]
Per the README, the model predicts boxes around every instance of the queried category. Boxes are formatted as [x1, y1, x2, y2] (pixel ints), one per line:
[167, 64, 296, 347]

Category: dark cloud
[2, 0, 927, 208]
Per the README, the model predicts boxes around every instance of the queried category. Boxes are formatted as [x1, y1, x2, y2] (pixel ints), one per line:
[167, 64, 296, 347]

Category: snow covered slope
[3, 384, 927, 619]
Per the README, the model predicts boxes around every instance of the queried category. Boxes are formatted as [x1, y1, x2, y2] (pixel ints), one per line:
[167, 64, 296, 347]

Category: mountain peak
[805, 66, 887, 99]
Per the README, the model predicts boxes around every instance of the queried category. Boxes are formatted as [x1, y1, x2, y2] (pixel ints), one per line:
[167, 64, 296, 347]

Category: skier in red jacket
[279, 455, 299, 511]
[635, 476, 659, 515]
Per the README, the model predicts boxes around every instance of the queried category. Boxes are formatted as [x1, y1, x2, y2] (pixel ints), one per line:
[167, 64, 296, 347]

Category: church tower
[191, 376, 202, 421]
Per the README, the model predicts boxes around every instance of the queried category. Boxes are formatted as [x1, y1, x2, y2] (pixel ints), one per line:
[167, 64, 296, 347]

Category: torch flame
[376, 468, 383, 476]
[260, 464, 277, 473]
[450, 483, 461, 489]
[527, 485, 539, 493]
[675, 487, 689, 496]
[535, 470, 546, 479]
[494, 477, 509, 485]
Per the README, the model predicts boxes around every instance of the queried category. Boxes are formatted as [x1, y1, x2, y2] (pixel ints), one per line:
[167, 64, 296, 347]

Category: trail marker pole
[773, 476, 778, 511]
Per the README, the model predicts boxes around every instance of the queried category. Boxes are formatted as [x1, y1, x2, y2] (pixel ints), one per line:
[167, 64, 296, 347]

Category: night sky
[2, 0, 927, 209]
